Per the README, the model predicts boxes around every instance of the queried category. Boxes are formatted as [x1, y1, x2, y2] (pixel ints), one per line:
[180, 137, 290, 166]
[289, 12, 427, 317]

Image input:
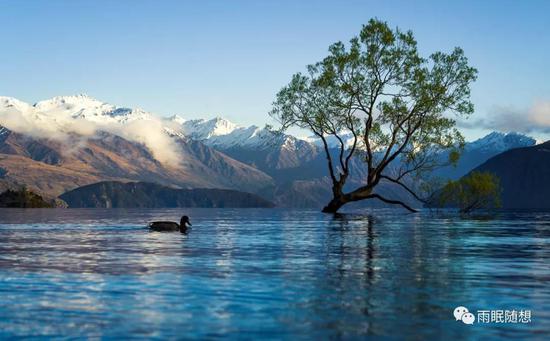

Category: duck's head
[180, 215, 192, 227]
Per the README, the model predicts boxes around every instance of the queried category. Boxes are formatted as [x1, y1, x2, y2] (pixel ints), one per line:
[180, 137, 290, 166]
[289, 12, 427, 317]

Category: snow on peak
[0, 94, 316, 151]
[174, 117, 239, 140]
[467, 132, 536, 152]
[28, 95, 155, 124]
[210, 117, 238, 134]
[195, 117, 237, 137]
[167, 114, 187, 125]
[165, 115, 289, 149]
[34, 94, 108, 111]
[0, 94, 164, 145]
[163, 126, 186, 139]
[0, 96, 33, 112]
[33, 94, 115, 123]
[104, 107, 153, 123]
[304, 131, 536, 153]
[0, 125, 9, 137]
[305, 132, 358, 149]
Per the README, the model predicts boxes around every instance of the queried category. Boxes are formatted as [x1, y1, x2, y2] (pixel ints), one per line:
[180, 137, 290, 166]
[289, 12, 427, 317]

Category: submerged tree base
[321, 193, 420, 213]
[321, 199, 346, 213]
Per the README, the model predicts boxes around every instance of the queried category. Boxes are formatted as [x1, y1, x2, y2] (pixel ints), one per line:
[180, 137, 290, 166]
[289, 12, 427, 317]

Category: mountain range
[0, 94, 539, 208]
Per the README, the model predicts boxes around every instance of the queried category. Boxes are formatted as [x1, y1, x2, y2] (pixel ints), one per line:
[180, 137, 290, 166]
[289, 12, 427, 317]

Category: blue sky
[1, 0, 549, 140]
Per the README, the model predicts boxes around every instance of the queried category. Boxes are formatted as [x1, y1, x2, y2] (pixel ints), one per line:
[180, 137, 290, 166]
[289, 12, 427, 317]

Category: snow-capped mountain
[466, 131, 536, 152]
[34, 94, 114, 116]
[1, 95, 307, 152]
[183, 120, 272, 149]
[1, 95, 540, 159]
[304, 132, 359, 149]
[0, 94, 154, 136]
[306, 131, 536, 152]
[0, 94, 543, 208]
[167, 114, 186, 126]
[0, 94, 278, 199]
[161, 114, 322, 172]
[432, 131, 537, 180]
[176, 117, 238, 139]
[164, 115, 309, 151]
[33, 94, 153, 124]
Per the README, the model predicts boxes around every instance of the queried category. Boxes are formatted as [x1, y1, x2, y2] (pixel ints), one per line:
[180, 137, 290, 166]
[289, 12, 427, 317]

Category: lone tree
[270, 19, 477, 213]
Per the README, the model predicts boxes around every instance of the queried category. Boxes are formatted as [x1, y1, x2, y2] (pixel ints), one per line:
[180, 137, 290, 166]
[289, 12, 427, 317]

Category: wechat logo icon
[454, 306, 475, 325]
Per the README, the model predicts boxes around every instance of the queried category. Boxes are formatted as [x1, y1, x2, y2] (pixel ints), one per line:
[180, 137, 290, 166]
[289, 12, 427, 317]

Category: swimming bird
[148, 215, 192, 233]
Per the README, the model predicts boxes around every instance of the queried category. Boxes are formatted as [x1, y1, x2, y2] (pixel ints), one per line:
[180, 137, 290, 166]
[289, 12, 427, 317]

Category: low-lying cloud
[0, 101, 182, 167]
[109, 119, 182, 167]
[458, 100, 550, 134]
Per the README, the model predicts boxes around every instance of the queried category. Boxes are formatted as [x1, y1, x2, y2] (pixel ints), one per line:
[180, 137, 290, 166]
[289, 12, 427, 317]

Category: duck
[148, 215, 192, 233]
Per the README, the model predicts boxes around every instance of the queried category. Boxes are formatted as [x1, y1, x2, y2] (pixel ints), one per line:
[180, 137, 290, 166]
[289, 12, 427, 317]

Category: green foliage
[448, 149, 461, 167]
[439, 171, 501, 213]
[0, 187, 53, 208]
[269, 18, 477, 212]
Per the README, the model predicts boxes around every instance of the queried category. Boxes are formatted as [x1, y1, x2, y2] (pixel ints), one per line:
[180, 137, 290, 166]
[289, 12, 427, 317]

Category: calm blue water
[0, 208, 549, 339]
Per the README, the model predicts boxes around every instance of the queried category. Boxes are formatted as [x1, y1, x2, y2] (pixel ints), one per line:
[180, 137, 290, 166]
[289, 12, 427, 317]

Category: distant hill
[469, 141, 550, 209]
[59, 181, 275, 208]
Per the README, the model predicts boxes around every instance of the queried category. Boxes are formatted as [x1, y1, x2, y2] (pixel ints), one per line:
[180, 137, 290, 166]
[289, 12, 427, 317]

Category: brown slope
[0, 127, 273, 197]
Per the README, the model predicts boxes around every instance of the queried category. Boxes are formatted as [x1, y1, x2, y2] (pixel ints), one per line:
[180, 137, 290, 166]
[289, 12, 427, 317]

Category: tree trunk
[322, 196, 348, 213]
[322, 187, 374, 213]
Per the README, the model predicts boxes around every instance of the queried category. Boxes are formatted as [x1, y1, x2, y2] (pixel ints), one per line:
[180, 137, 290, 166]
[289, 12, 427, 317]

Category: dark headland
[59, 181, 275, 208]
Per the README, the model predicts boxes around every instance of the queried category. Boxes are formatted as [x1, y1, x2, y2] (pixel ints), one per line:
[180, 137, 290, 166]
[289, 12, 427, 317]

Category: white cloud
[0, 97, 182, 167]
[529, 101, 550, 128]
[104, 119, 182, 167]
[458, 100, 550, 134]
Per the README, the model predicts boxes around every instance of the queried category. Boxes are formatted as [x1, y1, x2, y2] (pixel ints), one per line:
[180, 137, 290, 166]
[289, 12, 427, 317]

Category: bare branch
[379, 175, 426, 203]
[367, 193, 418, 212]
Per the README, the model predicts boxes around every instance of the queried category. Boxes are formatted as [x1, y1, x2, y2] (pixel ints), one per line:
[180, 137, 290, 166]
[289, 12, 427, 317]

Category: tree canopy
[270, 18, 477, 213]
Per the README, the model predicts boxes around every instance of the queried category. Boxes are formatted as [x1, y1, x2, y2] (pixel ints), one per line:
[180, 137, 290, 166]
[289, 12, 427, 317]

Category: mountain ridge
[1, 95, 537, 152]
[0, 94, 540, 208]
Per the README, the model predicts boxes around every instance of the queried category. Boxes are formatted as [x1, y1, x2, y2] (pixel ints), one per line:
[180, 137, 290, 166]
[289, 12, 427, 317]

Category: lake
[0, 208, 548, 339]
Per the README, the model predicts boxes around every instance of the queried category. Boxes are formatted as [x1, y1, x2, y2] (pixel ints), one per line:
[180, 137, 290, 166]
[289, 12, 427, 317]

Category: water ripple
[0, 208, 549, 339]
